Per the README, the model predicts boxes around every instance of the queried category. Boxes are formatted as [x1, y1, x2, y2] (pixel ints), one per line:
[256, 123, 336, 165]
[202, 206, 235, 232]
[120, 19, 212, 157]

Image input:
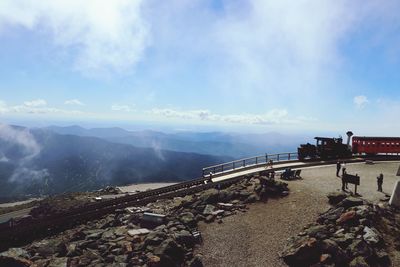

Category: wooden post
[355, 185, 357, 195]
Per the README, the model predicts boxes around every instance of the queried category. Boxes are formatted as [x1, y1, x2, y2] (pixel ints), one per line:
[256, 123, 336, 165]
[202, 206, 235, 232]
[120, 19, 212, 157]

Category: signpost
[343, 173, 360, 194]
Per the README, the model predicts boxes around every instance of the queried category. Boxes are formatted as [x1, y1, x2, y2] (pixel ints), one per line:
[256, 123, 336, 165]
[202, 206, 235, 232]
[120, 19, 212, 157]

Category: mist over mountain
[46, 125, 306, 158]
[0, 124, 230, 200]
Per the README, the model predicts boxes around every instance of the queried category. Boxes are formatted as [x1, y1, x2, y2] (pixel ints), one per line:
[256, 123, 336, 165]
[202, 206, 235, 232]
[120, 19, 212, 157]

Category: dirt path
[197, 161, 400, 266]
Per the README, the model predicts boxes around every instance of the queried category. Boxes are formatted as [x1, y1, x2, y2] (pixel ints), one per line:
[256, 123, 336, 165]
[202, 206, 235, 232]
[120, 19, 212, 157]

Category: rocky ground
[196, 161, 400, 266]
[0, 174, 289, 267]
[280, 192, 400, 267]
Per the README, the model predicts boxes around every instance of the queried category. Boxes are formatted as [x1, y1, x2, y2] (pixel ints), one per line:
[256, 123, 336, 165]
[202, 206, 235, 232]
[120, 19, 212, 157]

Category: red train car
[352, 136, 400, 155]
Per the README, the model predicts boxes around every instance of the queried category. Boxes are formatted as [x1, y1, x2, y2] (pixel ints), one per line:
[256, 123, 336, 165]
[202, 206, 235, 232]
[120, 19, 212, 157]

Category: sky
[0, 0, 400, 135]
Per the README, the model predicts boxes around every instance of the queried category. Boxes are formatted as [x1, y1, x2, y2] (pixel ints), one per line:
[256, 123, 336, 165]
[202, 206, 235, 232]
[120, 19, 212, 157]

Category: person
[377, 173, 383, 192]
[336, 161, 341, 177]
[266, 159, 273, 169]
[208, 171, 213, 183]
[341, 168, 347, 191]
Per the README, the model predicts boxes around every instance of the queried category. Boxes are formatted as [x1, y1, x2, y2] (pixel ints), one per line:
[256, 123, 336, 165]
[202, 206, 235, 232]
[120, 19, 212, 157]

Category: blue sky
[0, 0, 400, 135]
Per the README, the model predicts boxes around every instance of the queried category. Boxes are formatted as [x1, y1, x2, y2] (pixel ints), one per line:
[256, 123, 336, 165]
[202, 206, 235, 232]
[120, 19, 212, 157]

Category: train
[298, 131, 400, 160]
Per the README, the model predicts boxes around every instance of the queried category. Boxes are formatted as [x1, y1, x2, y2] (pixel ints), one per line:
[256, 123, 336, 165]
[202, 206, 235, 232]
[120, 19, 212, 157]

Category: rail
[202, 152, 298, 176]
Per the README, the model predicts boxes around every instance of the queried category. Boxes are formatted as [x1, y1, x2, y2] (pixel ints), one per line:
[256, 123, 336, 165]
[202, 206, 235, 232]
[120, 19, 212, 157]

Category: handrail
[202, 152, 298, 176]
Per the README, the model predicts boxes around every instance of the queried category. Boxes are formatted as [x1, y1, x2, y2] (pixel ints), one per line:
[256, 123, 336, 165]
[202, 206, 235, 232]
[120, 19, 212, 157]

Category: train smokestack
[346, 131, 354, 147]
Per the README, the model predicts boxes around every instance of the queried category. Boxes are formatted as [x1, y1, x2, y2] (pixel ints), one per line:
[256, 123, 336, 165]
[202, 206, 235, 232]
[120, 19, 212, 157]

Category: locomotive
[298, 131, 400, 160]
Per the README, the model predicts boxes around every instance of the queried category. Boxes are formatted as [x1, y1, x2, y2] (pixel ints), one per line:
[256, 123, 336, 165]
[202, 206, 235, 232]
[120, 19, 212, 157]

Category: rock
[174, 230, 195, 248]
[280, 237, 322, 266]
[318, 207, 344, 223]
[327, 192, 347, 205]
[31, 239, 66, 257]
[244, 194, 258, 203]
[355, 205, 372, 217]
[144, 231, 167, 247]
[363, 226, 380, 245]
[47, 257, 68, 267]
[321, 239, 350, 265]
[200, 189, 219, 204]
[128, 228, 150, 236]
[147, 255, 161, 267]
[376, 249, 391, 267]
[189, 254, 204, 267]
[204, 215, 215, 223]
[337, 197, 364, 209]
[179, 212, 196, 227]
[306, 225, 330, 240]
[336, 211, 357, 224]
[0, 248, 30, 259]
[332, 233, 355, 249]
[348, 239, 372, 258]
[154, 239, 185, 265]
[217, 202, 234, 210]
[319, 253, 332, 264]
[202, 205, 216, 215]
[349, 256, 369, 267]
[0, 256, 32, 267]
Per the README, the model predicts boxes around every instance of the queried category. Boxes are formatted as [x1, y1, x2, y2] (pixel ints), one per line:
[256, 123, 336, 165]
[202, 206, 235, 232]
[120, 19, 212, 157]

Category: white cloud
[65, 99, 84, 106]
[354, 95, 369, 109]
[111, 104, 134, 112]
[150, 108, 313, 125]
[23, 99, 47, 107]
[0, 99, 84, 115]
[0, 123, 41, 159]
[0, 0, 149, 75]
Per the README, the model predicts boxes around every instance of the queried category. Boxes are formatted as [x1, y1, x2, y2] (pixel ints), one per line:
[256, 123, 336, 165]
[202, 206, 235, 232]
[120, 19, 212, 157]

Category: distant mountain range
[0, 125, 230, 199]
[46, 125, 305, 158]
[0, 124, 309, 200]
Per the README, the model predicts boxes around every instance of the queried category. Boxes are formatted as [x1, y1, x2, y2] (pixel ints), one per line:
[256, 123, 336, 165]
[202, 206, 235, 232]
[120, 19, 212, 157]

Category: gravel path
[197, 161, 400, 266]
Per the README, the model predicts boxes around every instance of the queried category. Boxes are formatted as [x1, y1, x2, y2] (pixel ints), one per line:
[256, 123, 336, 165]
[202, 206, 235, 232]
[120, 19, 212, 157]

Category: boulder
[174, 230, 195, 248]
[47, 257, 68, 267]
[179, 212, 196, 227]
[306, 225, 330, 240]
[327, 192, 347, 205]
[348, 240, 372, 258]
[337, 197, 364, 209]
[349, 256, 369, 267]
[318, 207, 344, 223]
[200, 189, 219, 204]
[31, 239, 67, 257]
[154, 239, 185, 265]
[0, 256, 32, 267]
[202, 205, 216, 215]
[363, 226, 380, 245]
[280, 237, 322, 266]
[336, 211, 357, 224]
[0, 248, 30, 259]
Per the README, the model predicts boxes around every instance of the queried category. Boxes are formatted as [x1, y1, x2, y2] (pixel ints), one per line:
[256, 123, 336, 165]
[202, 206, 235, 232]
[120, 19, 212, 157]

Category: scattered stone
[327, 192, 347, 205]
[363, 226, 380, 245]
[127, 228, 150, 236]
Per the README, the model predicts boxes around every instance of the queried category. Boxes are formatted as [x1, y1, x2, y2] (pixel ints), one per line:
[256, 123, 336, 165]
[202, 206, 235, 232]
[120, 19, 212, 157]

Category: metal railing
[202, 152, 298, 176]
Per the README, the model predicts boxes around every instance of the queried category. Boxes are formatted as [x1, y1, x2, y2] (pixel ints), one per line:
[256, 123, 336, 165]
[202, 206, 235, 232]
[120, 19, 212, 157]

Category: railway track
[1, 154, 399, 251]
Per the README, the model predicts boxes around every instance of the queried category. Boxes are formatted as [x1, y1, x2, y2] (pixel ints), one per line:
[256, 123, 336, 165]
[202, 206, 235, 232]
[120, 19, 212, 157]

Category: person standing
[341, 169, 346, 191]
[377, 173, 383, 192]
[336, 161, 341, 177]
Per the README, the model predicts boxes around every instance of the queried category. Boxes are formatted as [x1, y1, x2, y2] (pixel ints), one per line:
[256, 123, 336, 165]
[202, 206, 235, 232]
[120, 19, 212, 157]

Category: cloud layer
[0, 0, 149, 75]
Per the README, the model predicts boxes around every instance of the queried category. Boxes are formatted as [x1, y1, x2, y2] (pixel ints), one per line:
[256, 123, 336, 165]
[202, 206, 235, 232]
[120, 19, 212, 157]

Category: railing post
[243, 159, 245, 167]
[265, 154, 268, 163]
[277, 154, 280, 161]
